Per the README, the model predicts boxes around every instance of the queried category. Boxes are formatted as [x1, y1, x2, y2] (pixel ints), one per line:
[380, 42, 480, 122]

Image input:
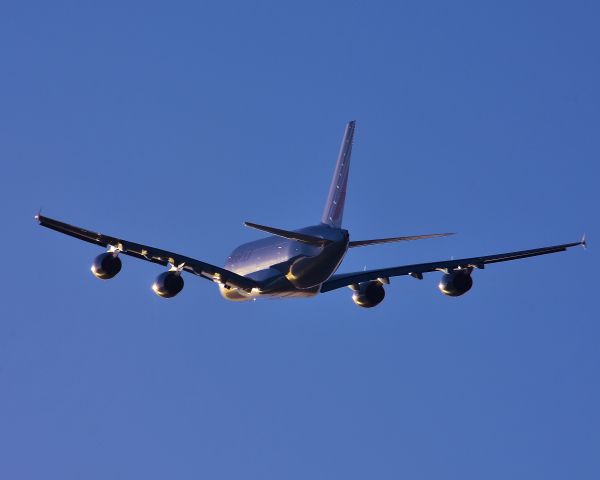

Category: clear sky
[1, 1, 598, 478]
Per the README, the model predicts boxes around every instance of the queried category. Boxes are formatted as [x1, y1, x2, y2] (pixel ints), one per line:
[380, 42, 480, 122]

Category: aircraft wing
[36, 214, 259, 291]
[320, 240, 585, 293]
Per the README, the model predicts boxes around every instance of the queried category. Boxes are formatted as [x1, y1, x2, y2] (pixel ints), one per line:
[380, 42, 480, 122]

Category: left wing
[36, 214, 259, 291]
[321, 239, 585, 292]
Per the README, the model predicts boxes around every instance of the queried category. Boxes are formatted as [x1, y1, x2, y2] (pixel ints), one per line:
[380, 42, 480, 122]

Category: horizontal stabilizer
[349, 232, 454, 248]
[244, 221, 333, 246]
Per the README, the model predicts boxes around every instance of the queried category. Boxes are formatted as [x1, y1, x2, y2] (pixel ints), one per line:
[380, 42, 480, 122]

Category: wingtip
[34, 208, 42, 223]
[581, 233, 587, 249]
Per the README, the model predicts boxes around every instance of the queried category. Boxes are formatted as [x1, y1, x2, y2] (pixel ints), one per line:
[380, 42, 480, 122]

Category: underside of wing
[322, 239, 585, 293]
[36, 214, 259, 292]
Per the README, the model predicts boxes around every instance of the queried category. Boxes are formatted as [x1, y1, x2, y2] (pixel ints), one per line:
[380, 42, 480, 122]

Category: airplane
[35, 121, 586, 308]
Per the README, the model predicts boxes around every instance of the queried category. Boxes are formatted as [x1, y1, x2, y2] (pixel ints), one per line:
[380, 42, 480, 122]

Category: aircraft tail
[321, 120, 355, 228]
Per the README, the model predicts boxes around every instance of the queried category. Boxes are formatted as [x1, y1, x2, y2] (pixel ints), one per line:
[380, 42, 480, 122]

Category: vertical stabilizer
[322, 121, 355, 228]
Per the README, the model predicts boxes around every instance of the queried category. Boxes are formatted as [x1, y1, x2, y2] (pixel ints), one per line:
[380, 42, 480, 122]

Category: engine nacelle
[438, 269, 473, 297]
[91, 252, 122, 279]
[152, 271, 184, 298]
[352, 281, 386, 308]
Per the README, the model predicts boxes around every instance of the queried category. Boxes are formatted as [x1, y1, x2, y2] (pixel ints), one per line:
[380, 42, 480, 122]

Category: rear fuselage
[219, 224, 349, 301]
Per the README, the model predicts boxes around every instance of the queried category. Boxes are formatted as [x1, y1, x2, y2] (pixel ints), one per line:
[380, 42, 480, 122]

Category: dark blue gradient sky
[1, 2, 598, 478]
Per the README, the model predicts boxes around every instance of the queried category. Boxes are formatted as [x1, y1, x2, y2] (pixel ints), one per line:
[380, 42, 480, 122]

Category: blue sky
[1, 1, 598, 478]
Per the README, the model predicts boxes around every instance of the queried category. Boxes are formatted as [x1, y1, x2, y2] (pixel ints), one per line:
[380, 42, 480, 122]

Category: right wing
[321, 239, 585, 292]
[36, 214, 259, 291]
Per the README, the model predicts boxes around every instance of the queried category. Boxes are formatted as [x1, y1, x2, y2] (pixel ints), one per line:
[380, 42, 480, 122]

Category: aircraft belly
[219, 262, 322, 300]
[219, 283, 320, 302]
[221, 226, 348, 301]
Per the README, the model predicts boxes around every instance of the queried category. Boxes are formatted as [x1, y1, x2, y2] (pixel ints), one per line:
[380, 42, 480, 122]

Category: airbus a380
[36, 121, 585, 308]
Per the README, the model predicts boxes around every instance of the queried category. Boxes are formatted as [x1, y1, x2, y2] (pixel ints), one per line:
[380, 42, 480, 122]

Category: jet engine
[152, 271, 184, 298]
[352, 280, 386, 308]
[91, 252, 122, 279]
[438, 269, 473, 297]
